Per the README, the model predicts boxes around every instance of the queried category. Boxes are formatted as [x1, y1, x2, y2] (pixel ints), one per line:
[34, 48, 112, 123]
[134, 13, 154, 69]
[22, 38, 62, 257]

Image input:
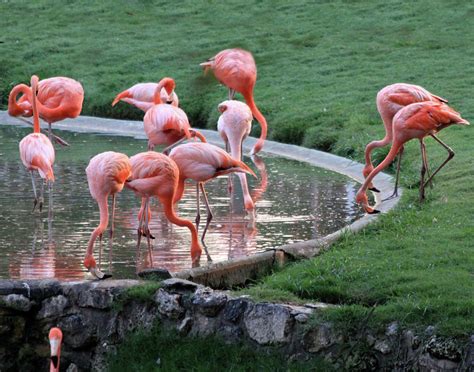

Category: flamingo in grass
[112, 80, 179, 112]
[48, 327, 63, 372]
[134, 78, 206, 153]
[9, 76, 84, 146]
[200, 48, 267, 155]
[364, 83, 448, 196]
[169, 142, 256, 256]
[19, 75, 55, 212]
[125, 151, 204, 265]
[84, 151, 132, 279]
[357, 101, 469, 214]
[217, 100, 255, 218]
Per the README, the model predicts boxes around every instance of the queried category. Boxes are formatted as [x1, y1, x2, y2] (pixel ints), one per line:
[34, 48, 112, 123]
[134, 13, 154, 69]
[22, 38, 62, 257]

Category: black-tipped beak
[369, 187, 380, 193]
[367, 209, 381, 214]
[51, 356, 59, 368]
[166, 101, 173, 104]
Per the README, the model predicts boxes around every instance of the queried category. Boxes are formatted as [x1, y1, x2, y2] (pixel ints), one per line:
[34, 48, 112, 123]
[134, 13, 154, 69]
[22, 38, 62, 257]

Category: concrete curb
[0, 111, 402, 287]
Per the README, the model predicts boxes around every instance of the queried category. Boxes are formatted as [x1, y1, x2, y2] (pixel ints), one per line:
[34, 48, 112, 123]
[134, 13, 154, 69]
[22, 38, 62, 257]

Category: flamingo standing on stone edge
[217, 100, 255, 219]
[135, 78, 206, 153]
[364, 83, 448, 196]
[48, 327, 62, 372]
[357, 101, 469, 214]
[19, 75, 55, 212]
[112, 80, 179, 112]
[8, 76, 84, 146]
[125, 151, 204, 265]
[169, 142, 256, 258]
[84, 151, 132, 279]
[200, 48, 267, 155]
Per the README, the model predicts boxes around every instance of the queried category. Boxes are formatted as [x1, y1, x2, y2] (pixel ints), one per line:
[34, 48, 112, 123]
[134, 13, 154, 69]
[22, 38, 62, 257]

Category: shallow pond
[0, 125, 364, 279]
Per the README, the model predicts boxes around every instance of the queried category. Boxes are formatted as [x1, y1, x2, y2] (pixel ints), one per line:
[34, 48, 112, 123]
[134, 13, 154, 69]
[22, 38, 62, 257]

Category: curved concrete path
[0, 111, 402, 286]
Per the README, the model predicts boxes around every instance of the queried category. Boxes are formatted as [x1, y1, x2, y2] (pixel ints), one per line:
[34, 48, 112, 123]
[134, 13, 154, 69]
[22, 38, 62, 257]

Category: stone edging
[0, 111, 401, 286]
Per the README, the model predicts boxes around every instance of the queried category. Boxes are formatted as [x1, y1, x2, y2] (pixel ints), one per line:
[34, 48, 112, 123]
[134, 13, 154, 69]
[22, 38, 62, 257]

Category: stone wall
[0, 279, 472, 371]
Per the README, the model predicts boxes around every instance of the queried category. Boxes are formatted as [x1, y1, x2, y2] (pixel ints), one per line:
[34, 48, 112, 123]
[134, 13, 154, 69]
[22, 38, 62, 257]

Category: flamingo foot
[38, 196, 44, 213]
[140, 228, 155, 239]
[382, 190, 399, 202]
[201, 241, 213, 263]
[32, 198, 38, 212]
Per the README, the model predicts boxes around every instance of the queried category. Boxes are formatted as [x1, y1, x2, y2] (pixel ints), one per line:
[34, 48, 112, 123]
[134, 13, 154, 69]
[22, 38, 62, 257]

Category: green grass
[1, 0, 473, 343]
[107, 322, 334, 372]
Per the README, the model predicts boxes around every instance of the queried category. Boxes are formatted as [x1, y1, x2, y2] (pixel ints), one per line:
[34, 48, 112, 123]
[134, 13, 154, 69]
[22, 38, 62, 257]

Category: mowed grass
[1, 0, 473, 340]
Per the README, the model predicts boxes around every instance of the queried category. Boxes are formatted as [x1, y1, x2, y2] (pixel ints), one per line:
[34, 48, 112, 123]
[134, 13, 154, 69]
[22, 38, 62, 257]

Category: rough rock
[137, 268, 172, 281]
[374, 339, 391, 355]
[59, 314, 95, 349]
[419, 354, 459, 371]
[244, 303, 293, 345]
[177, 316, 193, 335]
[222, 298, 251, 323]
[386, 321, 399, 336]
[192, 287, 227, 317]
[161, 278, 201, 293]
[37, 295, 69, 319]
[0, 294, 33, 312]
[154, 289, 184, 319]
[77, 289, 114, 309]
[304, 324, 334, 353]
[190, 313, 219, 337]
[294, 313, 309, 323]
[425, 337, 462, 362]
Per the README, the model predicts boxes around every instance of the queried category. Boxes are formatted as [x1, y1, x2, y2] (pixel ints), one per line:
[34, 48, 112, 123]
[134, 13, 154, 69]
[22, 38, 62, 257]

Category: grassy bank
[1, 0, 472, 354]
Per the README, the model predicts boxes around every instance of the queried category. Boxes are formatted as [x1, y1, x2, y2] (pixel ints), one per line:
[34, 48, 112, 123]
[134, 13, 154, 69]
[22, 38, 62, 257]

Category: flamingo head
[218, 102, 228, 113]
[191, 243, 202, 268]
[83, 256, 106, 279]
[49, 327, 63, 372]
[356, 191, 379, 214]
[199, 59, 214, 75]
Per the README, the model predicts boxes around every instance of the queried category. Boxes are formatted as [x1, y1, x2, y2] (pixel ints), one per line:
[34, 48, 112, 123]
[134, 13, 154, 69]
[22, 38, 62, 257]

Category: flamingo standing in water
[112, 81, 179, 112]
[200, 48, 267, 155]
[357, 101, 469, 214]
[217, 100, 255, 218]
[19, 75, 55, 212]
[135, 78, 206, 152]
[9, 76, 84, 146]
[84, 151, 132, 279]
[169, 142, 256, 254]
[125, 151, 204, 264]
[364, 83, 448, 196]
[48, 327, 63, 372]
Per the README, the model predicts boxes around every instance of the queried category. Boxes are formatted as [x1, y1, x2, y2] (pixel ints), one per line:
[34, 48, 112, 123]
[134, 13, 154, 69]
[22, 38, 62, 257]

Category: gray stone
[425, 325, 436, 336]
[192, 287, 227, 317]
[304, 324, 334, 353]
[386, 321, 399, 336]
[59, 314, 95, 349]
[287, 305, 313, 317]
[0, 294, 32, 312]
[425, 336, 462, 362]
[374, 339, 391, 355]
[295, 313, 309, 323]
[218, 324, 243, 342]
[419, 353, 459, 371]
[244, 303, 293, 345]
[154, 289, 185, 319]
[37, 295, 69, 319]
[161, 278, 201, 293]
[77, 289, 114, 309]
[177, 316, 193, 335]
[138, 268, 172, 280]
[66, 363, 79, 372]
[190, 313, 219, 337]
[223, 298, 251, 323]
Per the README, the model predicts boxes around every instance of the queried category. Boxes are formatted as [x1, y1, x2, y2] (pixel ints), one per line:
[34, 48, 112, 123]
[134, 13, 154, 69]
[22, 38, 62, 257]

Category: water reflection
[0, 125, 364, 279]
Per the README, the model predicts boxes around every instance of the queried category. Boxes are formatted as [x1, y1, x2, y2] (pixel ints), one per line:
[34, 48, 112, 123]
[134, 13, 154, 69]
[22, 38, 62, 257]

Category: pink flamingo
[9, 76, 84, 146]
[112, 81, 179, 112]
[137, 78, 206, 152]
[364, 83, 448, 196]
[169, 142, 256, 255]
[125, 151, 204, 264]
[217, 100, 255, 218]
[200, 48, 267, 155]
[19, 75, 55, 212]
[357, 101, 469, 214]
[84, 151, 132, 279]
[48, 327, 63, 372]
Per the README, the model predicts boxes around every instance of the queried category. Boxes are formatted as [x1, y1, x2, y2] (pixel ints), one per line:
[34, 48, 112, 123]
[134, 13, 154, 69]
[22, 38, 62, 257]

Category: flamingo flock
[8, 47, 470, 280]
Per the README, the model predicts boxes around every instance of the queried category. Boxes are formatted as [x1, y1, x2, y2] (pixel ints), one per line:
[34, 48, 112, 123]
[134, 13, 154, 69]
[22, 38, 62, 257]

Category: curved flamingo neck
[154, 78, 175, 104]
[243, 91, 267, 154]
[8, 84, 31, 117]
[86, 196, 109, 257]
[161, 197, 202, 259]
[31, 76, 41, 133]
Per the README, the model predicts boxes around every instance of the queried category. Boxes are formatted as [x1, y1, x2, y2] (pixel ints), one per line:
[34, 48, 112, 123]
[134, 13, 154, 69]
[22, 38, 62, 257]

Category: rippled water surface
[0, 125, 364, 279]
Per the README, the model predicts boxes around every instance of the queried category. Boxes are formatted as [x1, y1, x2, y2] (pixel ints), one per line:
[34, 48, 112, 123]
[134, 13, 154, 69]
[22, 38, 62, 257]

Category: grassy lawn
[1, 0, 472, 344]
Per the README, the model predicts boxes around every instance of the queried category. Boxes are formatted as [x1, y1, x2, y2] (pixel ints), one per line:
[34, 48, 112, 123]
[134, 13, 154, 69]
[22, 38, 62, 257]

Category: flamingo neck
[8, 84, 31, 117]
[31, 76, 41, 133]
[154, 78, 175, 105]
[86, 196, 109, 257]
[243, 91, 267, 154]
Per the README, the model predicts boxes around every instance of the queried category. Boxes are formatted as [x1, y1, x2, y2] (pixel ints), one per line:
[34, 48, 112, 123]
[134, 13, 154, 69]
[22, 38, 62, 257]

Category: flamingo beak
[89, 266, 106, 280]
[50, 338, 60, 370]
[458, 118, 470, 125]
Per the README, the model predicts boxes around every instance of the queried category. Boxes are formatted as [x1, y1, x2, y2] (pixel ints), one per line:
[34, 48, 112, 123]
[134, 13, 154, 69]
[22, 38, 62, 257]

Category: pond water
[0, 125, 364, 280]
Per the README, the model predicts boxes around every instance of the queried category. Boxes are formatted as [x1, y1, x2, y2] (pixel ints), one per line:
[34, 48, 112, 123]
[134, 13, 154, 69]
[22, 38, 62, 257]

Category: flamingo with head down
[48, 327, 62, 372]
[357, 101, 469, 214]
[200, 48, 267, 155]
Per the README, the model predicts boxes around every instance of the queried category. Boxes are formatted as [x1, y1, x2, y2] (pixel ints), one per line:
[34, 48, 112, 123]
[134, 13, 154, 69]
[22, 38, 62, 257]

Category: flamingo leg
[225, 140, 233, 193]
[422, 134, 455, 190]
[162, 137, 187, 155]
[48, 180, 53, 215]
[39, 179, 45, 213]
[144, 198, 153, 267]
[136, 198, 146, 250]
[228, 88, 236, 100]
[421, 141, 433, 189]
[419, 140, 428, 202]
[195, 183, 201, 231]
[30, 171, 38, 212]
[15, 117, 69, 146]
[109, 194, 116, 242]
[383, 145, 404, 201]
[48, 122, 53, 143]
[199, 183, 213, 262]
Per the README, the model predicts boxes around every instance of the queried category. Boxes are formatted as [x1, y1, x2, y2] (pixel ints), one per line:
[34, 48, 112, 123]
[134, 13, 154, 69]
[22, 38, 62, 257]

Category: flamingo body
[84, 151, 132, 278]
[19, 133, 55, 181]
[112, 82, 179, 112]
[201, 48, 267, 155]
